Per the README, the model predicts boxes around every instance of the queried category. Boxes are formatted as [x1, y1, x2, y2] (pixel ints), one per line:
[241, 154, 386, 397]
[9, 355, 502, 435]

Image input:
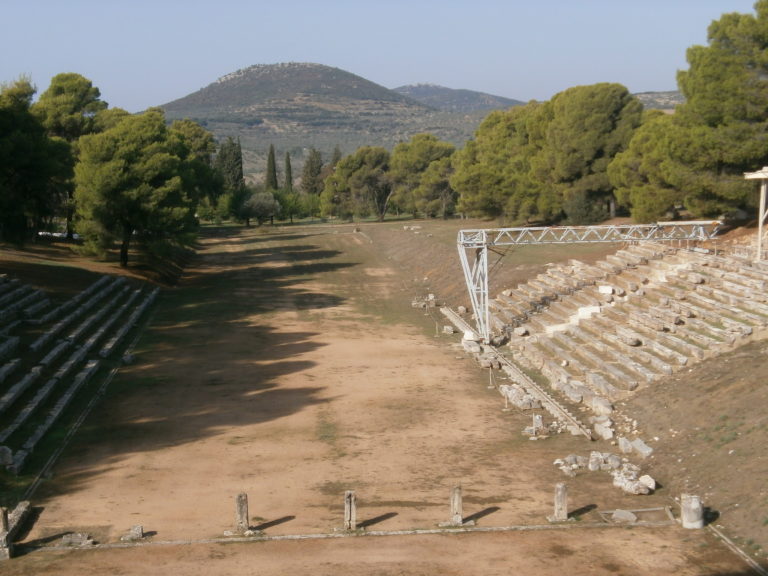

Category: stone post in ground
[681, 494, 704, 529]
[450, 485, 463, 525]
[548, 482, 568, 522]
[235, 493, 249, 534]
[344, 490, 357, 530]
[0, 507, 10, 560]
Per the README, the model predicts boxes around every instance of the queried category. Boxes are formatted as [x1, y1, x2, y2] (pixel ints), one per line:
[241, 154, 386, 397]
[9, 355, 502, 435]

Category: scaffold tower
[457, 221, 722, 342]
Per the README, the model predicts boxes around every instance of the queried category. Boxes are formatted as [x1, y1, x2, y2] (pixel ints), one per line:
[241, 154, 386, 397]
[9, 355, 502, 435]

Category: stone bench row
[29, 277, 126, 353]
[0, 288, 48, 324]
[499, 243, 768, 419]
[0, 283, 27, 308]
[0, 337, 19, 363]
[29, 275, 113, 327]
[99, 288, 158, 358]
[8, 359, 101, 474]
[0, 359, 20, 385]
[0, 286, 149, 451]
[0, 367, 43, 417]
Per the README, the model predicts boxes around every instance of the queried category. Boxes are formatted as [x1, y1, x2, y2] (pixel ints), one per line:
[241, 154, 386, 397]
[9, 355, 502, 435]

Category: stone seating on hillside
[492, 242, 768, 423]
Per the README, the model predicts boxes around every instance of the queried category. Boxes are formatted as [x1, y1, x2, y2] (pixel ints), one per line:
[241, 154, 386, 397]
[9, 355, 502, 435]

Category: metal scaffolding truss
[457, 221, 722, 342]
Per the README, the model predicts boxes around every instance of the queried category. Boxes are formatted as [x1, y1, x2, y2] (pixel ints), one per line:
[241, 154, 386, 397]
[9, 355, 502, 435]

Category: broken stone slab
[120, 525, 144, 542]
[611, 509, 638, 523]
[513, 326, 529, 337]
[442, 325, 456, 335]
[618, 436, 634, 454]
[59, 533, 94, 547]
[593, 421, 614, 441]
[638, 475, 656, 491]
[498, 384, 541, 410]
[631, 437, 654, 459]
[462, 340, 482, 354]
[590, 395, 614, 416]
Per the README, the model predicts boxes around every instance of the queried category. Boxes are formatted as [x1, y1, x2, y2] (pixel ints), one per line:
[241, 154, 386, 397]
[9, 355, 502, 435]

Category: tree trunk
[120, 227, 132, 267]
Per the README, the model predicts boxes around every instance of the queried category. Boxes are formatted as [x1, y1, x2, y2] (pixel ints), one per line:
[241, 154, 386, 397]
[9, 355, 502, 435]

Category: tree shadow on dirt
[21, 225, 359, 500]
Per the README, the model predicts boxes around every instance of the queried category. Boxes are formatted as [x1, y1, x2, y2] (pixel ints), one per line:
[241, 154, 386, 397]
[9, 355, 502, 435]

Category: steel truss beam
[458, 221, 722, 342]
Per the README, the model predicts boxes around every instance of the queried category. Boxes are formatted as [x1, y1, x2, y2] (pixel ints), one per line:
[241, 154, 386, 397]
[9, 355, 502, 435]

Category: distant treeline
[2, 3, 767, 266]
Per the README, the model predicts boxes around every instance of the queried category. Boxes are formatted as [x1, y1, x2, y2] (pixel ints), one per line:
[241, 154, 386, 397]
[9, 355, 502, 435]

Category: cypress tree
[215, 136, 244, 193]
[284, 151, 293, 192]
[265, 144, 278, 190]
[301, 148, 324, 196]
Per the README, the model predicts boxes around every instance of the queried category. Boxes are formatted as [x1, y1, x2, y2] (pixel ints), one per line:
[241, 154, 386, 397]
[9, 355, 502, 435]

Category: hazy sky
[1, 0, 759, 112]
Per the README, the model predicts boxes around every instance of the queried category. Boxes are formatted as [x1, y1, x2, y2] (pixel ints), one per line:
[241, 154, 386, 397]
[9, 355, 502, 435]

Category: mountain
[633, 90, 684, 110]
[161, 63, 500, 179]
[393, 83, 523, 113]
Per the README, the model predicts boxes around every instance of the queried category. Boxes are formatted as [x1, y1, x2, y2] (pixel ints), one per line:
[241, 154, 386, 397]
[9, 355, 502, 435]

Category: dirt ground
[1, 221, 762, 575]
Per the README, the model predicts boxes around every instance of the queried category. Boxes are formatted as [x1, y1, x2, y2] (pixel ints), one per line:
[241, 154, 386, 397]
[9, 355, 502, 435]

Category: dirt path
[7, 225, 752, 575]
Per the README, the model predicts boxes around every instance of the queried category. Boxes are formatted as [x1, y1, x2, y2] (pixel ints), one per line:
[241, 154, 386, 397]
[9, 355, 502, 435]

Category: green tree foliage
[244, 189, 280, 225]
[451, 103, 551, 222]
[284, 151, 293, 191]
[531, 83, 642, 224]
[301, 148, 324, 196]
[613, 2, 768, 220]
[32, 73, 108, 237]
[33, 73, 107, 141]
[74, 108, 198, 266]
[0, 78, 72, 242]
[214, 136, 244, 194]
[389, 133, 454, 215]
[265, 144, 278, 190]
[452, 85, 640, 224]
[608, 111, 687, 222]
[412, 156, 457, 218]
[170, 119, 221, 207]
[321, 146, 391, 221]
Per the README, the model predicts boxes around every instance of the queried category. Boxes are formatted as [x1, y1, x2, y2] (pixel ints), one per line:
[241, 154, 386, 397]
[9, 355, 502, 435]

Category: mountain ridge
[160, 62, 682, 178]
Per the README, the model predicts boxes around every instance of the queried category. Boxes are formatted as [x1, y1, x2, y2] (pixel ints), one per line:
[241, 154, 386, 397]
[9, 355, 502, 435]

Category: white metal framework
[458, 221, 722, 342]
[744, 166, 768, 261]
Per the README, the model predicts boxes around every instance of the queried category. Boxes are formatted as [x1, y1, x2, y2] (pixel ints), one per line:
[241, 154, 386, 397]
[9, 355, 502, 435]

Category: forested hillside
[4, 3, 768, 266]
[161, 63, 491, 179]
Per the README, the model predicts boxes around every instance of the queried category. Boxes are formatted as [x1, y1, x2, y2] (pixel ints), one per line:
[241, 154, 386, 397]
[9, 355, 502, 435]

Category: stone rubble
[554, 451, 656, 495]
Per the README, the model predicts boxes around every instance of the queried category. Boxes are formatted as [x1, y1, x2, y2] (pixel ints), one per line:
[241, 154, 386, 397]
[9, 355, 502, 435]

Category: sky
[1, 0, 760, 113]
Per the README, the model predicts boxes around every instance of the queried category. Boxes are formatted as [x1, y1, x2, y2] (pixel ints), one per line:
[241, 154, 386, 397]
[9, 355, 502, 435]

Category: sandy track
[7, 225, 749, 575]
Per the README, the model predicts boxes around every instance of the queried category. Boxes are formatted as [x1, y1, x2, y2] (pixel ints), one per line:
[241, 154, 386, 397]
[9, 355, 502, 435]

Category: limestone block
[631, 437, 654, 459]
[462, 340, 482, 354]
[681, 494, 704, 529]
[590, 395, 614, 416]
[638, 474, 656, 491]
[594, 421, 614, 441]
[612, 509, 638, 523]
[618, 437, 633, 454]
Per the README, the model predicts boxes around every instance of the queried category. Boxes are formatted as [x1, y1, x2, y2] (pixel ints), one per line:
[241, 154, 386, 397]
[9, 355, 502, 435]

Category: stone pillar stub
[548, 482, 569, 522]
[450, 485, 463, 525]
[344, 490, 357, 530]
[0, 507, 11, 560]
[681, 494, 704, 529]
[235, 493, 249, 534]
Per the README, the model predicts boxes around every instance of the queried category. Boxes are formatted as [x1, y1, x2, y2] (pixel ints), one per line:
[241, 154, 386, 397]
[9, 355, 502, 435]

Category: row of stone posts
[231, 486, 704, 534]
